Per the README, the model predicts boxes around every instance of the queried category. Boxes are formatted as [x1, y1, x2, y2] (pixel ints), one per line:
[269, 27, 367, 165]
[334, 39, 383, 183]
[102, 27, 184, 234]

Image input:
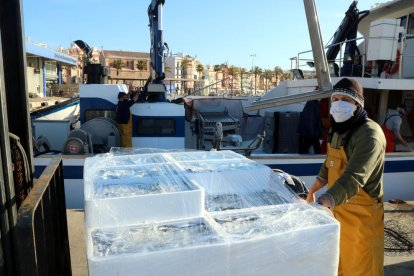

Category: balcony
[108, 69, 150, 80]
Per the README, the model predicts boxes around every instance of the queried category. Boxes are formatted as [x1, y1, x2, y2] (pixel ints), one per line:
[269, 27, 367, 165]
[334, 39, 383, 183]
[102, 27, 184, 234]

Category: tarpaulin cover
[84, 149, 339, 276]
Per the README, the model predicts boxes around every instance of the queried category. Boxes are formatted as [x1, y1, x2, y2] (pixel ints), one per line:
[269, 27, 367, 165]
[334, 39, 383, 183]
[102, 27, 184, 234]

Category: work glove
[317, 195, 333, 209]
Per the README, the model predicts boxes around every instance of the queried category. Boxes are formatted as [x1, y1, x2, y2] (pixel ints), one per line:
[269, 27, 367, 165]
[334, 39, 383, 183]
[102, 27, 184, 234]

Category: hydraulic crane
[142, 0, 169, 102]
[325, 1, 369, 76]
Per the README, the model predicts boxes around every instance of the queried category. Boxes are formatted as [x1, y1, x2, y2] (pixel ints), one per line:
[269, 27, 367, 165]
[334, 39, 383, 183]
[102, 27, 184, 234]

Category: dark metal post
[43, 60, 47, 97]
[0, 0, 34, 175]
[57, 64, 62, 85]
[0, 21, 18, 276]
[1, 1, 36, 272]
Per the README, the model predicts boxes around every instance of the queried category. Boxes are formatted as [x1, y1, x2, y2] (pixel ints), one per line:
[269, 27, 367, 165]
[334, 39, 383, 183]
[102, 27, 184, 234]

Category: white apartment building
[165, 53, 199, 95]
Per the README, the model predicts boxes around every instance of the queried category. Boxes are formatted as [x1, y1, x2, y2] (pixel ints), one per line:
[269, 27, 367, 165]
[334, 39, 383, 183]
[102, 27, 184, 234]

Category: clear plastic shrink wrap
[85, 149, 339, 276]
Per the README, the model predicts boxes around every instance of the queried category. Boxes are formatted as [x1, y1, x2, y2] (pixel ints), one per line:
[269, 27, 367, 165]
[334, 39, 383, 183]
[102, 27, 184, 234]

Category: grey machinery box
[263, 112, 300, 153]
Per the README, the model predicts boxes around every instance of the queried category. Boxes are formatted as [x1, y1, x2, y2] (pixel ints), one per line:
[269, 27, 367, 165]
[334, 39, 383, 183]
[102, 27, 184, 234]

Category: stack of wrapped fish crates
[84, 149, 340, 276]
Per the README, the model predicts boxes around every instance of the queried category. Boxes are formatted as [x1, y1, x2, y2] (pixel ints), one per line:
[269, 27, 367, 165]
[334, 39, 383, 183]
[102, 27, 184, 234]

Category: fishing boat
[1, 1, 414, 275]
[30, 97, 80, 121]
[33, 0, 414, 209]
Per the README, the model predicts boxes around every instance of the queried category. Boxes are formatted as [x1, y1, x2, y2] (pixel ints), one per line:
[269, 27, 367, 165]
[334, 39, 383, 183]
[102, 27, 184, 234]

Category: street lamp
[250, 54, 256, 68]
[250, 54, 256, 96]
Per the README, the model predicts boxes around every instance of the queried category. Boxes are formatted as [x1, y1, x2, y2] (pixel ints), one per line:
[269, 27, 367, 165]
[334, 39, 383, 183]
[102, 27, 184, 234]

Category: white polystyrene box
[185, 163, 298, 211]
[179, 159, 260, 175]
[165, 150, 245, 163]
[186, 166, 268, 193]
[84, 157, 204, 229]
[367, 18, 401, 61]
[211, 204, 340, 276]
[87, 217, 230, 276]
[85, 187, 204, 229]
[84, 150, 341, 275]
[101, 151, 169, 165]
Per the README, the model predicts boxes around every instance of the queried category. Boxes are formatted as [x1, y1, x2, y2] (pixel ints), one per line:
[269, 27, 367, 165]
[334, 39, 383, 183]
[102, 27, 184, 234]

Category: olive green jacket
[318, 119, 386, 207]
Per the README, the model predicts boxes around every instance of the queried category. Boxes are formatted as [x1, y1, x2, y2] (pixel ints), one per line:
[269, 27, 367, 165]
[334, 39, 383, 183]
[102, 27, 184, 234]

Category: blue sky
[23, 0, 383, 70]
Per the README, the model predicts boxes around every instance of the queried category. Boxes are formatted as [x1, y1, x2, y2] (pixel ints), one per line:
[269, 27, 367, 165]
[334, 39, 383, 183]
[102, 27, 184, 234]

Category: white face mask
[330, 101, 356, 122]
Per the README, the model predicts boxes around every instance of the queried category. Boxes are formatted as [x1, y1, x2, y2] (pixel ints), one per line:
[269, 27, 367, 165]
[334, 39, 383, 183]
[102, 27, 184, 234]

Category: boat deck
[67, 202, 414, 276]
[29, 96, 71, 111]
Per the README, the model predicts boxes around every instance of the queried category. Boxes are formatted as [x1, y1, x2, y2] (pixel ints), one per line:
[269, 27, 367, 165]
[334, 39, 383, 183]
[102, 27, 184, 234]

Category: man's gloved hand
[316, 193, 335, 209]
[317, 196, 332, 208]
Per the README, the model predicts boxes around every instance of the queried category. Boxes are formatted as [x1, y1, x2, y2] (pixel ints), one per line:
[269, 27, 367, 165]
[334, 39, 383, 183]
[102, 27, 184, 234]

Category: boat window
[399, 16, 407, 29]
[407, 13, 414, 35]
[85, 109, 116, 122]
[136, 118, 176, 136]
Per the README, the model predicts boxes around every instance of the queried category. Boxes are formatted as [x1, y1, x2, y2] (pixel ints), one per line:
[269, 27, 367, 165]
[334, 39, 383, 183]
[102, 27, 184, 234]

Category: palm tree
[282, 70, 292, 81]
[263, 69, 274, 92]
[136, 60, 147, 71]
[273, 66, 284, 86]
[181, 58, 191, 73]
[228, 66, 239, 96]
[214, 64, 221, 95]
[196, 64, 204, 78]
[251, 66, 262, 96]
[239, 67, 248, 95]
[181, 58, 191, 94]
[112, 59, 124, 75]
[195, 64, 204, 95]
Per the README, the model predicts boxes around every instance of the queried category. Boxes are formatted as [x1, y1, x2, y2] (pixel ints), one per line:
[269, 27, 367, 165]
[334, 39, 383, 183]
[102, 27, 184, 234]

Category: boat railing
[291, 34, 412, 79]
[190, 76, 246, 97]
[291, 36, 366, 77]
[14, 158, 71, 275]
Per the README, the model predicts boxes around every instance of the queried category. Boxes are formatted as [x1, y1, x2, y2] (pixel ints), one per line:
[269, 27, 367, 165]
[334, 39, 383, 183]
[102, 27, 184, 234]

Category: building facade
[26, 38, 77, 98]
[100, 50, 151, 88]
[165, 53, 200, 95]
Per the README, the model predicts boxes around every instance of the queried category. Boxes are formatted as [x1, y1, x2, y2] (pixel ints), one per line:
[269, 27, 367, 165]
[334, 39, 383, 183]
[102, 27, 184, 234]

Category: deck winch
[63, 118, 121, 154]
[196, 106, 240, 150]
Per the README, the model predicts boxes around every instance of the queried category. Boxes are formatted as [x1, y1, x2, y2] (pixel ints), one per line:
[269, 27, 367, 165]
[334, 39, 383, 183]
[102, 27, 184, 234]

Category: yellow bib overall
[119, 114, 132, 147]
[327, 144, 384, 276]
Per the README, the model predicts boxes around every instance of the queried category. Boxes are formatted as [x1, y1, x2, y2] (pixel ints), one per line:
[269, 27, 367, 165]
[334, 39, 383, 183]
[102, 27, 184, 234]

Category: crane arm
[142, 0, 167, 101]
[326, 1, 369, 62]
[148, 0, 166, 82]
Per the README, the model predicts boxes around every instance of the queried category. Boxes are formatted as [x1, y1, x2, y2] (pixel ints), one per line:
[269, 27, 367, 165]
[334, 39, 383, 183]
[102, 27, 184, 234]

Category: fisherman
[116, 91, 138, 147]
[381, 103, 413, 152]
[306, 78, 386, 276]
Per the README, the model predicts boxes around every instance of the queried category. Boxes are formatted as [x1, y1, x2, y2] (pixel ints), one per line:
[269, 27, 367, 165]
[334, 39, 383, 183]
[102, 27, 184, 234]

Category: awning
[26, 41, 77, 66]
